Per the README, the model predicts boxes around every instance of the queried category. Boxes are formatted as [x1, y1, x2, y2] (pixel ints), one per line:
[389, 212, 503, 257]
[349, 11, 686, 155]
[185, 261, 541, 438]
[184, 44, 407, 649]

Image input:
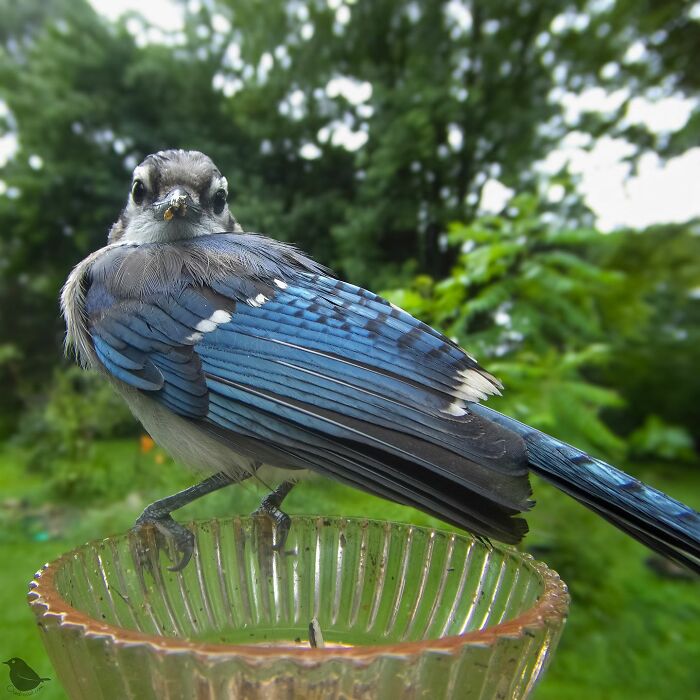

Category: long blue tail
[470, 404, 700, 573]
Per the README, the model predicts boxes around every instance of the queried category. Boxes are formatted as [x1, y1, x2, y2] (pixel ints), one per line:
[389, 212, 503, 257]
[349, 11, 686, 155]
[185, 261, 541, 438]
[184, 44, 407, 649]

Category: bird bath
[28, 516, 568, 699]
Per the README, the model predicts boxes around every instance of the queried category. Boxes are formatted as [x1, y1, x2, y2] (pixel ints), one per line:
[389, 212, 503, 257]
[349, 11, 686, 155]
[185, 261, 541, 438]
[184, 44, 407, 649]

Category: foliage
[17, 366, 134, 456]
[0, 342, 21, 435]
[384, 195, 628, 456]
[595, 222, 700, 444]
[13, 366, 136, 499]
[628, 415, 696, 463]
[384, 197, 699, 462]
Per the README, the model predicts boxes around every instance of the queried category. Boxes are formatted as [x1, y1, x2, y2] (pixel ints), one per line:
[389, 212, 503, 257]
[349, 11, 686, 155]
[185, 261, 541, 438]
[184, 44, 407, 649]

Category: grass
[0, 439, 698, 699]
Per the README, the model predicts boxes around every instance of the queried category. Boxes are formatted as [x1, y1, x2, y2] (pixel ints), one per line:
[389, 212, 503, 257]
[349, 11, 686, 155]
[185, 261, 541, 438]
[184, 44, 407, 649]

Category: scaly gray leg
[134, 471, 241, 571]
[252, 480, 297, 550]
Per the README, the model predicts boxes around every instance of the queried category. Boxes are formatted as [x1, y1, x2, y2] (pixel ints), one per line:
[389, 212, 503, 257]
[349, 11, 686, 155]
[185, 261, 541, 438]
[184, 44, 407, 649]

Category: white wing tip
[209, 309, 232, 324]
[195, 319, 217, 333]
[443, 400, 467, 417]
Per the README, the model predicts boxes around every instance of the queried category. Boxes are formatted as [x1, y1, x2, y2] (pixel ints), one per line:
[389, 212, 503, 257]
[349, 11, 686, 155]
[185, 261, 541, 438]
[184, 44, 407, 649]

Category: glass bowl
[28, 516, 568, 699]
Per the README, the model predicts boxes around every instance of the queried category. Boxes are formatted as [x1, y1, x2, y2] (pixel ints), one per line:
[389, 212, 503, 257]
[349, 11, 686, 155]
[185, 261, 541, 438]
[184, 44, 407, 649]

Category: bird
[3, 658, 50, 691]
[61, 149, 700, 574]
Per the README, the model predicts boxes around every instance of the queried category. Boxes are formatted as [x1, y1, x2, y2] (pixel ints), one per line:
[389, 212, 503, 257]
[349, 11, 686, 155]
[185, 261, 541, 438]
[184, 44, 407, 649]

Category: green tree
[384, 196, 699, 462]
[598, 222, 700, 445]
[383, 194, 635, 456]
[203, 0, 700, 281]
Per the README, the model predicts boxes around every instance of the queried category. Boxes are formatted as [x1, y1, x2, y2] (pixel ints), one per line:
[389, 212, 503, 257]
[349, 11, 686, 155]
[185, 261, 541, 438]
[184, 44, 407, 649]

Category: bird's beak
[2, 661, 9, 665]
[153, 189, 198, 222]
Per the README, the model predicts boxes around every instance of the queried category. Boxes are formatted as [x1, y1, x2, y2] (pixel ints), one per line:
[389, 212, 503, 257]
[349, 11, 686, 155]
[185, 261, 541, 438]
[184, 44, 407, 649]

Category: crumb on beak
[163, 193, 189, 221]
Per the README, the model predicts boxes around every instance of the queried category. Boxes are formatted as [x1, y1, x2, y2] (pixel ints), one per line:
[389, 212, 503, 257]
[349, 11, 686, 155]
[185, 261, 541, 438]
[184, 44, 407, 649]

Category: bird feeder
[28, 516, 568, 699]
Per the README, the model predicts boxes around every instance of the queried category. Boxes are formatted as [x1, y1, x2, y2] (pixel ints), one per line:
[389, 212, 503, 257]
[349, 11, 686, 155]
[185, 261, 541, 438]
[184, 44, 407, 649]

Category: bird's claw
[253, 497, 292, 551]
[132, 512, 195, 572]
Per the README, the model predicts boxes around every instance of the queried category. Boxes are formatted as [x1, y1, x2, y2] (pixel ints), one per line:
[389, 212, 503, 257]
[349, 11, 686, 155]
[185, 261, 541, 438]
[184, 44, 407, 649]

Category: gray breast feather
[114, 380, 309, 482]
[113, 382, 254, 477]
[90, 233, 327, 300]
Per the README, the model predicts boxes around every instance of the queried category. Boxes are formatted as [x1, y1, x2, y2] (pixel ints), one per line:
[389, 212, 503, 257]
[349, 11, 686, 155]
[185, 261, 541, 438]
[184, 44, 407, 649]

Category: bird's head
[109, 149, 241, 244]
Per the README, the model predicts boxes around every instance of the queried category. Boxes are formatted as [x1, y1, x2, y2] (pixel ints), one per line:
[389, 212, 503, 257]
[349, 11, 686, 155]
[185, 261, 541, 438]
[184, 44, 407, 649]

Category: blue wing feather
[199, 342, 514, 470]
[92, 335, 144, 371]
[93, 339, 163, 391]
[200, 331, 453, 414]
[203, 391, 523, 539]
[213, 305, 471, 400]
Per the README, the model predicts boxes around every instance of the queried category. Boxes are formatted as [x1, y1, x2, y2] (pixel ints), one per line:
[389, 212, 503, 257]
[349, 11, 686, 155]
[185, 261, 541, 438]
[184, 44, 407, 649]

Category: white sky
[90, 0, 184, 31]
[2, 0, 700, 232]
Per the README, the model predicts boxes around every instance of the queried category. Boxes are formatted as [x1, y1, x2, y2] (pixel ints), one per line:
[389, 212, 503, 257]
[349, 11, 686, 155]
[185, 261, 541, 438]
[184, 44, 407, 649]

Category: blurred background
[1, 0, 699, 697]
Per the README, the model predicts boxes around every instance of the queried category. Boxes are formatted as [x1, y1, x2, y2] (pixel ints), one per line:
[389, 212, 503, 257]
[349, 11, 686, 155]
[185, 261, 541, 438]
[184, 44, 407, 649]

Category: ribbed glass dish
[28, 516, 568, 699]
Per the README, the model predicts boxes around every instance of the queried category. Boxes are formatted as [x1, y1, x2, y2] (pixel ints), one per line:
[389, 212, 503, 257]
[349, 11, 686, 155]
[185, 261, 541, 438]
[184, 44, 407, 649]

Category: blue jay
[61, 149, 700, 573]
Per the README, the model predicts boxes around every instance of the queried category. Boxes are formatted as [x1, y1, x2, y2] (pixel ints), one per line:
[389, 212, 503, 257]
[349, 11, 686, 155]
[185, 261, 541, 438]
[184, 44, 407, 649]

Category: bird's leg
[134, 471, 240, 571]
[252, 480, 297, 551]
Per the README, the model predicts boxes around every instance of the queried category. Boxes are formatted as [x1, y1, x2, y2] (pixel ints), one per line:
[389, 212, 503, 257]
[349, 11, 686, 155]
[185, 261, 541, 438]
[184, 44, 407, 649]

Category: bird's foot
[132, 509, 195, 572]
[253, 498, 291, 551]
[252, 480, 296, 551]
[129, 472, 238, 573]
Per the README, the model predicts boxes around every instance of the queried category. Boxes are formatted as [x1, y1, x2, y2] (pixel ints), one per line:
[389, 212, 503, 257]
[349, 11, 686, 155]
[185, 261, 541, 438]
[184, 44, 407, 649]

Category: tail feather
[469, 404, 700, 573]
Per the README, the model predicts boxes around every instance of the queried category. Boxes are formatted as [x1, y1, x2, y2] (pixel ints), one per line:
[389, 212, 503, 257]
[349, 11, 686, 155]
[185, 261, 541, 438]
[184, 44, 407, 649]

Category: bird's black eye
[131, 179, 146, 205]
[213, 188, 227, 215]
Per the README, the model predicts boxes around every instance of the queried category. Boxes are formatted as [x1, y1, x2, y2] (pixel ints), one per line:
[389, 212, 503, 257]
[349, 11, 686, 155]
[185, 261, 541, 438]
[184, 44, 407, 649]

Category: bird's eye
[131, 179, 146, 205]
[213, 188, 227, 215]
